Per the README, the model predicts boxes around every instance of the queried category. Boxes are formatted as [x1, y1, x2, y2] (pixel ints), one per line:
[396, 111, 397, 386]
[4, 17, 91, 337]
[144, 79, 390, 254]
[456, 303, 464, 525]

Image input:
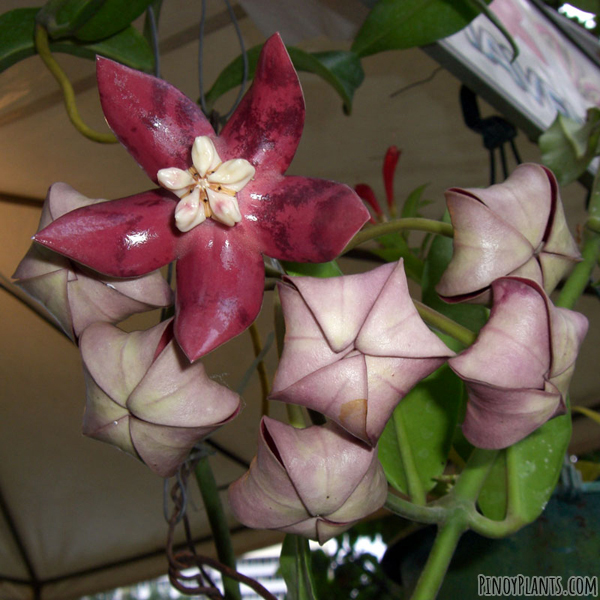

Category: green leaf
[401, 184, 429, 221]
[37, 0, 107, 39]
[204, 44, 364, 114]
[280, 534, 317, 600]
[282, 260, 343, 278]
[378, 364, 464, 495]
[368, 233, 424, 281]
[0, 8, 40, 73]
[539, 108, 600, 185]
[0, 7, 153, 74]
[507, 413, 572, 525]
[477, 450, 507, 521]
[52, 25, 154, 71]
[421, 215, 488, 342]
[352, 0, 490, 58]
[73, 0, 155, 42]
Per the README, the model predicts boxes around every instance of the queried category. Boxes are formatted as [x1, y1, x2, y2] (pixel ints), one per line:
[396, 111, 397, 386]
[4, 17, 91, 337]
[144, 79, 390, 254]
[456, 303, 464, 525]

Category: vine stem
[343, 218, 454, 253]
[413, 300, 477, 347]
[393, 408, 427, 505]
[248, 323, 270, 417]
[194, 455, 241, 600]
[34, 25, 118, 144]
[410, 448, 498, 600]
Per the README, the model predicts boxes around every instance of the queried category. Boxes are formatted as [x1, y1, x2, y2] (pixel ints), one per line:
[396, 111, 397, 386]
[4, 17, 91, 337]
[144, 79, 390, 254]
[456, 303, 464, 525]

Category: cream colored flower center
[157, 136, 255, 232]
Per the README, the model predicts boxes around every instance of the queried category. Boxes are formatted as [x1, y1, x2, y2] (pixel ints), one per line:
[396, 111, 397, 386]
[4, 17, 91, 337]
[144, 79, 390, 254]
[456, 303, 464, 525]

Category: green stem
[556, 232, 600, 310]
[409, 448, 498, 600]
[393, 408, 427, 505]
[414, 300, 477, 347]
[384, 493, 446, 524]
[286, 404, 306, 428]
[344, 218, 453, 253]
[410, 517, 467, 600]
[195, 456, 241, 600]
[34, 25, 118, 144]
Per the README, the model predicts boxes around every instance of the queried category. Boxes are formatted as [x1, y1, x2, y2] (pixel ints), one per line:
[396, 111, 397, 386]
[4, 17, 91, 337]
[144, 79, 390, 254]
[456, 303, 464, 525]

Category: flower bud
[270, 260, 454, 445]
[80, 319, 241, 476]
[449, 277, 588, 449]
[436, 164, 581, 303]
[228, 417, 387, 544]
[13, 183, 172, 340]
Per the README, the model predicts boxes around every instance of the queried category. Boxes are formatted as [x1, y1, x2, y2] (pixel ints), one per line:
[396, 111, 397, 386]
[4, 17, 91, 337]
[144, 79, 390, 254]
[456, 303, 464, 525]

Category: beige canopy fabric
[1, 1, 599, 598]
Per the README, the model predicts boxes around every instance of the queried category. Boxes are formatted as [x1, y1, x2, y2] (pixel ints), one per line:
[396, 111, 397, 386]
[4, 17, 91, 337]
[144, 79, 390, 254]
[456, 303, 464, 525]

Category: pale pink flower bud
[228, 417, 387, 544]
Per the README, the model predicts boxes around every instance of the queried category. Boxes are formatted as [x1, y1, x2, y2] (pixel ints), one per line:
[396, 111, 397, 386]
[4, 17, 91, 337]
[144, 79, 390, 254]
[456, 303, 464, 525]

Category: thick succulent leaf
[96, 57, 214, 181]
[36, 0, 107, 39]
[220, 34, 305, 175]
[205, 44, 363, 115]
[34, 189, 179, 278]
[539, 108, 600, 185]
[506, 413, 572, 525]
[477, 450, 507, 521]
[378, 364, 464, 494]
[0, 8, 153, 73]
[174, 225, 265, 361]
[246, 175, 369, 264]
[0, 8, 42, 73]
[280, 535, 317, 600]
[352, 0, 490, 57]
[73, 0, 154, 41]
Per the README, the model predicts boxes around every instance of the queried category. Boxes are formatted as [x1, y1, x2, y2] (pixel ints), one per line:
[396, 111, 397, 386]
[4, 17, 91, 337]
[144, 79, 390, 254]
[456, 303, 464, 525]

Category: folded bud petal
[80, 320, 241, 476]
[208, 158, 255, 191]
[157, 167, 195, 194]
[206, 189, 242, 227]
[228, 417, 387, 544]
[450, 277, 588, 449]
[174, 187, 206, 232]
[271, 260, 453, 445]
[191, 136, 221, 177]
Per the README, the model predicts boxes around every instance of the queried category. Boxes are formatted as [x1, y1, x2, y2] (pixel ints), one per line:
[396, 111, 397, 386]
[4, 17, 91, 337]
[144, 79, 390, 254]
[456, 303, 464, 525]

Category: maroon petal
[34, 190, 179, 278]
[220, 34, 304, 173]
[96, 57, 214, 182]
[245, 176, 369, 262]
[175, 226, 265, 360]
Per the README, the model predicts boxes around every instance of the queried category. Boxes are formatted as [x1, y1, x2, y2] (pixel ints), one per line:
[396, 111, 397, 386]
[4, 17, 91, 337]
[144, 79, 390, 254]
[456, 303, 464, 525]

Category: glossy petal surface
[220, 34, 304, 173]
[97, 57, 214, 181]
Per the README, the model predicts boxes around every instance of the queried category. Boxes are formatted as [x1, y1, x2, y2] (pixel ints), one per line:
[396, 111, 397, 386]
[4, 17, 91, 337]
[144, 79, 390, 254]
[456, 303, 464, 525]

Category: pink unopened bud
[383, 145, 401, 210]
[436, 164, 581, 303]
[270, 260, 454, 445]
[13, 183, 172, 340]
[80, 320, 241, 476]
[449, 277, 588, 449]
[228, 417, 387, 544]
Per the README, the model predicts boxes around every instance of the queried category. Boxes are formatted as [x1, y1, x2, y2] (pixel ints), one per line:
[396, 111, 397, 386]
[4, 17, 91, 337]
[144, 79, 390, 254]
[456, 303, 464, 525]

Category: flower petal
[461, 380, 563, 449]
[174, 226, 265, 360]
[449, 278, 551, 390]
[127, 340, 241, 427]
[220, 34, 304, 174]
[206, 188, 242, 227]
[436, 192, 535, 299]
[356, 260, 454, 358]
[548, 305, 588, 379]
[175, 187, 206, 232]
[208, 159, 255, 192]
[287, 262, 396, 353]
[467, 163, 551, 248]
[245, 176, 369, 263]
[80, 320, 171, 404]
[192, 136, 221, 177]
[96, 57, 214, 182]
[34, 190, 179, 278]
[271, 282, 348, 393]
[157, 167, 195, 194]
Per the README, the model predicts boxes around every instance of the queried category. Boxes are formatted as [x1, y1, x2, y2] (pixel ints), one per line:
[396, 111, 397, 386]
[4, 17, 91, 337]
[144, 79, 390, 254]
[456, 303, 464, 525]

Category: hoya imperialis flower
[228, 416, 387, 544]
[436, 163, 581, 303]
[449, 277, 588, 449]
[13, 183, 172, 340]
[33, 34, 369, 361]
[270, 260, 454, 445]
[81, 319, 241, 477]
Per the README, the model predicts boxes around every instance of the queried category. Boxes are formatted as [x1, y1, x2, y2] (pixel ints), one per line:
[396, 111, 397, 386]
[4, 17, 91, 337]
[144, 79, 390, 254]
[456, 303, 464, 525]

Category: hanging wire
[147, 4, 161, 78]
[198, 0, 249, 124]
